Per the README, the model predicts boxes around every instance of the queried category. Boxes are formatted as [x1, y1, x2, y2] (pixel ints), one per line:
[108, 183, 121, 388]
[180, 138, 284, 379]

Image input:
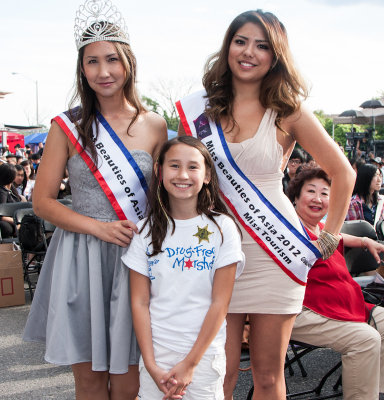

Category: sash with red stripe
[176, 91, 320, 285]
[54, 109, 148, 223]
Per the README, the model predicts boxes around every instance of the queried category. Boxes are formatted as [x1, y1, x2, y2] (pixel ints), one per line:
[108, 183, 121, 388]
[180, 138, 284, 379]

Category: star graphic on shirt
[185, 259, 193, 270]
[193, 225, 213, 244]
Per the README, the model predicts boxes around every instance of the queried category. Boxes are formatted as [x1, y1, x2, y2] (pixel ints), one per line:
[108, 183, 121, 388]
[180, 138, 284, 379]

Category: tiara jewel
[74, 0, 129, 50]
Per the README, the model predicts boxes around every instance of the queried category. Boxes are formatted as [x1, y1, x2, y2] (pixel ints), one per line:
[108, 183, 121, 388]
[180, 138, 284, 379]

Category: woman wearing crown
[23, 1, 167, 398]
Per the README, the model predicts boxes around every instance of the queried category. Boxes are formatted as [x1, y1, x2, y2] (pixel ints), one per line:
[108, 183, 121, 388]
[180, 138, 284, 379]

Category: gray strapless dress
[23, 150, 153, 374]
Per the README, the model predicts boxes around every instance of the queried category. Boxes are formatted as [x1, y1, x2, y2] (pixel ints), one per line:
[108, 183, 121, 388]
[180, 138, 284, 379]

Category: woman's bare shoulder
[142, 110, 167, 129]
[281, 104, 312, 131]
[138, 111, 168, 157]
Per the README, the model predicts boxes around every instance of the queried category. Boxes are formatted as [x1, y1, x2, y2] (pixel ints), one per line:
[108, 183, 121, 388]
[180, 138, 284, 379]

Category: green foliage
[162, 110, 179, 132]
[142, 96, 160, 114]
[314, 110, 384, 143]
[313, 110, 352, 148]
[374, 124, 384, 140]
[313, 108, 384, 158]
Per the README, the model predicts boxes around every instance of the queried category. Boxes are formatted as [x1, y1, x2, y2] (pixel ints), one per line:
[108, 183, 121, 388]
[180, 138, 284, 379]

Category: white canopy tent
[333, 108, 384, 125]
[331, 108, 384, 140]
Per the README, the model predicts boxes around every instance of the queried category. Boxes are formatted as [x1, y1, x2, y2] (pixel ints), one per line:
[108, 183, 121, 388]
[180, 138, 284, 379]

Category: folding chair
[284, 340, 342, 399]
[13, 207, 49, 300]
[0, 201, 33, 243]
[341, 220, 378, 277]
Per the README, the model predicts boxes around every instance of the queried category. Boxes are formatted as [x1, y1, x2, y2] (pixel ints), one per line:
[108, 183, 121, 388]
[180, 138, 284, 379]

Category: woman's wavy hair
[287, 166, 331, 204]
[68, 23, 146, 167]
[353, 163, 380, 205]
[142, 136, 239, 256]
[203, 10, 308, 131]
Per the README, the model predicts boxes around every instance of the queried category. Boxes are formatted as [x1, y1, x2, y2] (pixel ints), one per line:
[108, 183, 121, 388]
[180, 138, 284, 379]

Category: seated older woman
[287, 166, 384, 400]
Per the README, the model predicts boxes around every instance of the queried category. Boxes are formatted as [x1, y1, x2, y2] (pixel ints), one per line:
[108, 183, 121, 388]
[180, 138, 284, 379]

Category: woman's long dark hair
[353, 163, 379, 205]
[142, 136, 239, 256]
[203, 10, 307, 132]
[68, 23, 146, 167]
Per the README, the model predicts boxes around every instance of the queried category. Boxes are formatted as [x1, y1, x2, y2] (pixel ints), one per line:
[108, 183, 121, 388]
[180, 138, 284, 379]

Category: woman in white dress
[178, 9, 355, 400]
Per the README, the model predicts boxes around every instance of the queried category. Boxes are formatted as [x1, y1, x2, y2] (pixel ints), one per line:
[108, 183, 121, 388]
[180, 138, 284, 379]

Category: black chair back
[341, 220, 377, 239]
[13, 207, 35, 225]
[341, 220, 378, 275]
[0, 201, 33, 218]
[0, 202, 33, 243]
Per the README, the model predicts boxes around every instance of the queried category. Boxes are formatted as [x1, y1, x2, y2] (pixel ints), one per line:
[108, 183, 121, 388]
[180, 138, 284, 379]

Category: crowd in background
[3, 140, 384, 242]
[0, 142, 71, 239]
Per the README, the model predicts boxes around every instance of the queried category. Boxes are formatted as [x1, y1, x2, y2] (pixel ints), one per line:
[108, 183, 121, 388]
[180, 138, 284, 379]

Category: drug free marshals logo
[150, 224, 216, 276]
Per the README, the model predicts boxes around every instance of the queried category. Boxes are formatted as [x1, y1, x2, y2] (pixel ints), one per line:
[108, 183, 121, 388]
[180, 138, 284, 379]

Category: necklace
[299, 218, 320, 236]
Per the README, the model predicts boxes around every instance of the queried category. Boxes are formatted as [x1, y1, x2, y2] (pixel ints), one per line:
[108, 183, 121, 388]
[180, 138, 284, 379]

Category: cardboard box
[0, 243, 25, 307]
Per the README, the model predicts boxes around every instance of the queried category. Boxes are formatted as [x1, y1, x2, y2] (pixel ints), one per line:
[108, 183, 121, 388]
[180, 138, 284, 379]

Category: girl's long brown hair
[142, 136, 239, 256]
[203, 10, 308, 131]
[68, 24, 146, 167]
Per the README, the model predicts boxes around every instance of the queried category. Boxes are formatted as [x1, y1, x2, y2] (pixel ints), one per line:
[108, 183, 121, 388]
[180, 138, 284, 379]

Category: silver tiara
[74, 0, 130, 50]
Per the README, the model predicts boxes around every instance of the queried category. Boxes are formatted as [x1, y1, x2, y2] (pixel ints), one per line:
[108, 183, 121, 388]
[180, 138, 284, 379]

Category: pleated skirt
[23, 227, 140, 374]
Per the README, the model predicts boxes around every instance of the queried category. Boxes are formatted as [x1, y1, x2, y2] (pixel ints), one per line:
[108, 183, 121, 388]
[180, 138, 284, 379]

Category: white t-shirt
[24, 180, 35, 201]
[122, 213, 244, 355]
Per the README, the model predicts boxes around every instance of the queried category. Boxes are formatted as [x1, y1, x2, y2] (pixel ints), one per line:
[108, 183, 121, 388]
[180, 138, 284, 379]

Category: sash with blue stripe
[176, 91, 320, 285]
[54, 109, 148, 223]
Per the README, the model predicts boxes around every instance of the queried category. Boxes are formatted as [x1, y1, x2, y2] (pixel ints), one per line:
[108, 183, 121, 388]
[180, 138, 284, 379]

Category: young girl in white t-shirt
[122, 136, 244, 400]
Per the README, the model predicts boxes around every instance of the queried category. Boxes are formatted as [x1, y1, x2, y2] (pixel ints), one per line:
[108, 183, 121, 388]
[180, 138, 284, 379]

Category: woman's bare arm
[287, 106, 355, 235]
[33, 121, 137, 246]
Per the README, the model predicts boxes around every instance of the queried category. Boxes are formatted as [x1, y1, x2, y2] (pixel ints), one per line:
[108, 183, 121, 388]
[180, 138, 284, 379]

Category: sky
[0, 0, 383, 128]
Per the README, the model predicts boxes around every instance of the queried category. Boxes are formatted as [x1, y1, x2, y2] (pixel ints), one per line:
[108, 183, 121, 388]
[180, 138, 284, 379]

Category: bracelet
[317, 230, 341, 260]
[361, 237, 368, 251]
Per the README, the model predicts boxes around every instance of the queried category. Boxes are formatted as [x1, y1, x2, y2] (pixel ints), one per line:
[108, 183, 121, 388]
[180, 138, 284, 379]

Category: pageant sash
[54, 109, 148, 222]
[176, 91, 321, 285]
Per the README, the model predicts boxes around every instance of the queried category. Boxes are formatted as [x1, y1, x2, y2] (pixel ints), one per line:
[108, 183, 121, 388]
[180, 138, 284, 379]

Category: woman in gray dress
[23, 1, 167, 399]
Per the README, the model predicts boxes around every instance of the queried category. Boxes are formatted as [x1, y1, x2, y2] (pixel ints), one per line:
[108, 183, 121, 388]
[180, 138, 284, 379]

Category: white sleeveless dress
[227, 109, 305, 314]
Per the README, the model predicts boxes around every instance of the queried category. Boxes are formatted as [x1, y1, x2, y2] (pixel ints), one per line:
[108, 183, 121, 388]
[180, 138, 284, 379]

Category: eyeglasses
[288, 159, 302, 165]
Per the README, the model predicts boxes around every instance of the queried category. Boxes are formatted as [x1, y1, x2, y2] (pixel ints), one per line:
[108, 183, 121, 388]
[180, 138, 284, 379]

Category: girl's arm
[33, 121, 137, 246]
[341, 233, 384, 264]
[161, 263, 237, 400]
[130, 269, 183, 399]
[287, 106, 356, 235]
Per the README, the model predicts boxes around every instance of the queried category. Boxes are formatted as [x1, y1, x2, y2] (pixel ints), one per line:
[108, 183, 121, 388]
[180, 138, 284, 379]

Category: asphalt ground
[0, 292, 343, 400]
